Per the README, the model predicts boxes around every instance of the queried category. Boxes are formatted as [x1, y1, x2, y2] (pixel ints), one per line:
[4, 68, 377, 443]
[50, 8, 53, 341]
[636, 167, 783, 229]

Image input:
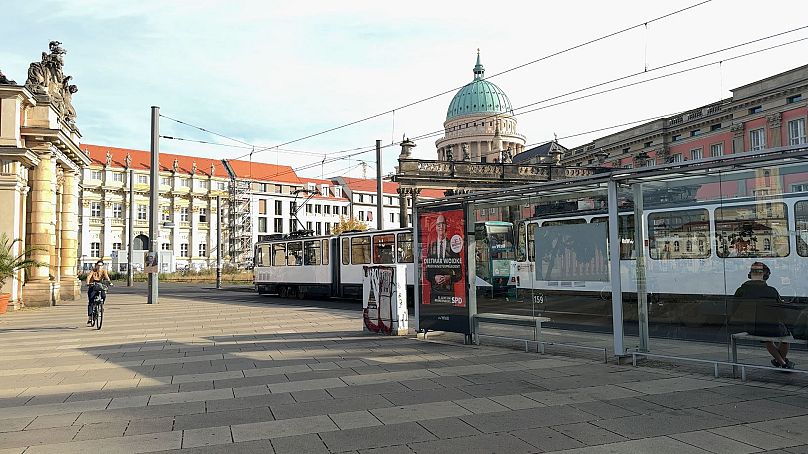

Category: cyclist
[86, 260, 110, 325]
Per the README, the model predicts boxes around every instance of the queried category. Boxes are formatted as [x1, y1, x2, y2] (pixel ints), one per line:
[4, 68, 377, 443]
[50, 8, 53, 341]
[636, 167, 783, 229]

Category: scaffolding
[221, 159, 253, 267]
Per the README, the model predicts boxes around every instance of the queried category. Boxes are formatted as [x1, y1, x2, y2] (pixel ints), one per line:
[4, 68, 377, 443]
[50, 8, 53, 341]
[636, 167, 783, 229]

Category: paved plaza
[3, 285, 808, 453]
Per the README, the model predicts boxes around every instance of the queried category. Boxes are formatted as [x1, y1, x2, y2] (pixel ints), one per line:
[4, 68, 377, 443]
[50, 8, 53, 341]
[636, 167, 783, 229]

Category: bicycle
[89, 281, 110, 330]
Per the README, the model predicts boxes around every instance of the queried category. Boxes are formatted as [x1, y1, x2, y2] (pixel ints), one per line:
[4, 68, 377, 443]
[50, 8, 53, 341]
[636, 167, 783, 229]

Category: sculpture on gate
[24, 41, 79, 128]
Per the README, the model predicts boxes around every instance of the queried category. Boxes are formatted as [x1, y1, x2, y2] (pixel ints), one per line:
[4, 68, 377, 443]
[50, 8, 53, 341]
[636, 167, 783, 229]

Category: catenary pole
[148, 106, 159, 304]
[216, 196, 222, 289]
[127, 169, 134, 287]
[376, 139, 383, 230]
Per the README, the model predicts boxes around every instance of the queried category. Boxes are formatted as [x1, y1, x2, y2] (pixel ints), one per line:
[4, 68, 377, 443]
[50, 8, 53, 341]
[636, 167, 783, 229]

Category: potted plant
[0, 233, 43, 314]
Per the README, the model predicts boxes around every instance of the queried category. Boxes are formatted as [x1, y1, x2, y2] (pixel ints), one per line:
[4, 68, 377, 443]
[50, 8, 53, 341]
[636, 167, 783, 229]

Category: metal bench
[731, 331, 796, 377]
[472, 313, 551, 353]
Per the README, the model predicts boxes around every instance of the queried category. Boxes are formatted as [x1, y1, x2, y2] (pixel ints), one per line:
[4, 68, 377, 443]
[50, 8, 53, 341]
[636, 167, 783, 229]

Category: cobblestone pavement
[3, 284, 808, 453]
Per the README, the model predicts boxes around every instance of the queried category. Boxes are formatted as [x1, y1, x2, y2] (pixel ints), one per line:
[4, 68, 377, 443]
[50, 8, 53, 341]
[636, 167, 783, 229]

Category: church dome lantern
[445, 50, 513, 121]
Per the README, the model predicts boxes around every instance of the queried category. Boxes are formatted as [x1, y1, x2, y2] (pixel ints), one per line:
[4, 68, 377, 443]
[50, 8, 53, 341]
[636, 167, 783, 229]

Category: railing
[667, 102, 725, 127]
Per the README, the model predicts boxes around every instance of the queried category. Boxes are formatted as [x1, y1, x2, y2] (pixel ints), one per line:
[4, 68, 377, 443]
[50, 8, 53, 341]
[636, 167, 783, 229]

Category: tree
[332, 216, 368, 235]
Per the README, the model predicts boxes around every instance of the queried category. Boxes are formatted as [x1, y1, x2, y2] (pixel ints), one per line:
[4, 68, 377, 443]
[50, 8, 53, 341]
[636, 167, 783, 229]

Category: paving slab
[319, 421, 436, 452]
[409, 433, 538, 454]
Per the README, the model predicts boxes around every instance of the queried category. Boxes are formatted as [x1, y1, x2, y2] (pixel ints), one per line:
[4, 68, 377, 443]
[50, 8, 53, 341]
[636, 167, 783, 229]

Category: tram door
[330, 238, 340, 297]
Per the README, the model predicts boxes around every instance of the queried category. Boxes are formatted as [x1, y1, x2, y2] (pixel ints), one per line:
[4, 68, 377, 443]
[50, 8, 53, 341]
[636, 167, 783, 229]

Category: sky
[2, 0, 807, 180]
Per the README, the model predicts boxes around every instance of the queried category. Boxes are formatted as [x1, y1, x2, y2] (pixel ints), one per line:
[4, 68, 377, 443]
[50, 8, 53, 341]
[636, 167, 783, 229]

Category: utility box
[362, 264, 408, 335]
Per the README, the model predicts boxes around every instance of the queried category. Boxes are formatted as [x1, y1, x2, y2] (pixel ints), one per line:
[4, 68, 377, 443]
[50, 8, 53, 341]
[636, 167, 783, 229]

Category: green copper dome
[446, 51, 513, 121]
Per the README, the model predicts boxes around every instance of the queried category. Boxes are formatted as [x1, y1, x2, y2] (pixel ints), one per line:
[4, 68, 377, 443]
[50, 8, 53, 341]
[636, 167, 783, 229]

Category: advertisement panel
[418, 207, 470, 334]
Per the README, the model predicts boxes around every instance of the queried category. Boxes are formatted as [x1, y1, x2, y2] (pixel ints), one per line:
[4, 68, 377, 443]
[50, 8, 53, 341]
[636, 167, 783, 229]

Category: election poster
[418, 207, 470, 334]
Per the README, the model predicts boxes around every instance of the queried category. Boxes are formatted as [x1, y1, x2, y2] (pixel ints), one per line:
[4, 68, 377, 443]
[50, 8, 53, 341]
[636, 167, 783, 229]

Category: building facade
[435, 51, 526, 163]
[562, 64, 808, 168]
[78, 145, 303, 272]
[78, 146, 430, 272]
[0, 42, 90, 308]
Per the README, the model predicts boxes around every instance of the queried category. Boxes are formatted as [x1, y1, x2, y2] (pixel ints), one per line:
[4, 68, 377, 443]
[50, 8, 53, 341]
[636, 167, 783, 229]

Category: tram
[253, 222, 519, 300]
[253, 228, 414, 299]
[511, 193, 808, 327]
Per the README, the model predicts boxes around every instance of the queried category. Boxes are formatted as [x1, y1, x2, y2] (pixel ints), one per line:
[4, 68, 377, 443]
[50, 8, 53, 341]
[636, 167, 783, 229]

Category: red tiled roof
[338, 177, 444, 199]
[81, 144, 302, 184]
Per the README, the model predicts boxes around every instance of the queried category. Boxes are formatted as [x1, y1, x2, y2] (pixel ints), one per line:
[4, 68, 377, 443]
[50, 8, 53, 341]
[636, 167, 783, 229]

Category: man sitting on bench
[734, 262, 794, 369]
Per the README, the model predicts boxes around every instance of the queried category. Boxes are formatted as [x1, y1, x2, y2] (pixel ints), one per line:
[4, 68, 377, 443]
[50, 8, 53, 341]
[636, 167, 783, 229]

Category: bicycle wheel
[91, 304, 98, 327]
[96, 304, 103, 330]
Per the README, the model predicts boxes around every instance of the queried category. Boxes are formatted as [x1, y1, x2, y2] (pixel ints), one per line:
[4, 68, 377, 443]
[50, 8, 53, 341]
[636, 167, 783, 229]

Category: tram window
[304, 240, 321, 265]
[272, 243, 286, 266]
[351, 236, 371, 264]
[591, 215, 636, 260]
[516, 223, 527, 262]
[794, 201, 808, 257]
[527, 223, 537, 262]
[287, 241, 303, 266]
[648, 209, 710, 260]
[342, 238, 350, 265]
[256, 245, 264, 267]
[397, 233, 414, 263]
[259, 245, 270, 266]
[715, 203, 789, 258]
[372, 234, 395, 264]
[322, 239, 329, 265]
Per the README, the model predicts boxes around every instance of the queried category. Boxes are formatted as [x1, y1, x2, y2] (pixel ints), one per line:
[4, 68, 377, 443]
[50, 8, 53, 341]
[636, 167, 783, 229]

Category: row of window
[88, 171, 228, 190]
[257, 217, 340, 236]
[256, 233, 415, 267]
[355, 194, 409, 206]
[341, 233, 414, 265]
[254, 183, 343, 198]
[520, 200, 808, 262]
[88, 242, 211, 258]
[89, 203, 210, 223]
[257, 199, 350, 217]
[602, 118, 807, 168]
[255, 239, 331, 267]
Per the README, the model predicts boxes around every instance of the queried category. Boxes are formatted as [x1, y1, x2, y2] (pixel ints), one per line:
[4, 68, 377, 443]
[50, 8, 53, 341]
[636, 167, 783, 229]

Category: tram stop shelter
[413, 143, 808, 381]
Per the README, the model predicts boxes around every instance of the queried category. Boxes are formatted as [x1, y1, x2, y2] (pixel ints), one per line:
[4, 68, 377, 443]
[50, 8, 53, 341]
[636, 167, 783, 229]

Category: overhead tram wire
[159, 135, 332, 158]
[258, 25, 808, 177]
[239, 30, 808, 183]
[229, 0, 711, 161]
[159, 114, 255, 148]
[403, 31, 808, 144]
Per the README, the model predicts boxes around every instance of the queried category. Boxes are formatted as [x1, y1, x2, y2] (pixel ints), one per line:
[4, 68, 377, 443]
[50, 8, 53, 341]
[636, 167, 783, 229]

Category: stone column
[53, 169, 63, 294]
[397, 187, 408, 228]
[25, 149, 56, 306]
[60, 170, 81, 300]
[411, 188, 421, 224]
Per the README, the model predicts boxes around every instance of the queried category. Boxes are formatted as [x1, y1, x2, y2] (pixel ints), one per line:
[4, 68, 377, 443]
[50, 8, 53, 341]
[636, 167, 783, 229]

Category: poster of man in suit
[420, 209, 466, 307]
